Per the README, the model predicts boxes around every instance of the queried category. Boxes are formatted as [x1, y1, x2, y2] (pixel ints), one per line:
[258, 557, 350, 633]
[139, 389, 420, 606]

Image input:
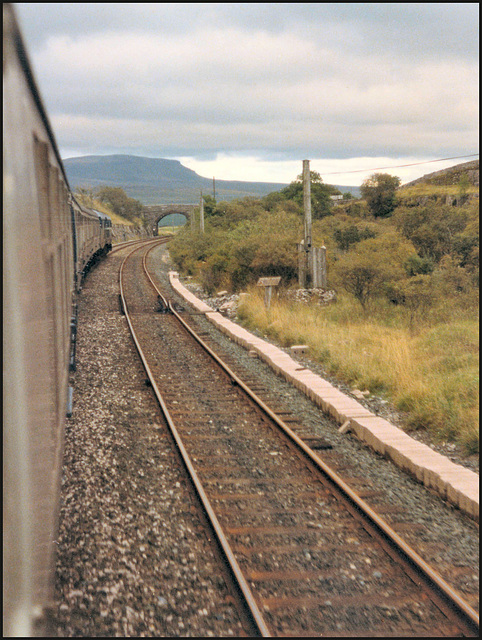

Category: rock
[282, 288, 337, 306]
[219, 300, 236, 314]
[290, 345, 309, 354]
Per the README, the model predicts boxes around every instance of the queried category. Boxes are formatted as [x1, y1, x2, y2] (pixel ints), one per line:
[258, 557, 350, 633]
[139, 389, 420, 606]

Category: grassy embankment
[74, 194, 135, 226]
[237, 288, 479, 454]
[93, 202, 135, 226]
[158, 225, 184, 236]
[398, 183, 479, 199]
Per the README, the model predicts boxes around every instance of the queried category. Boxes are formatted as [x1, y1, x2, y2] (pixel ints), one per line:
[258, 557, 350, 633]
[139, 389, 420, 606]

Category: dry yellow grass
[238, 288, 479, 453]
[75, 195, 134, 225]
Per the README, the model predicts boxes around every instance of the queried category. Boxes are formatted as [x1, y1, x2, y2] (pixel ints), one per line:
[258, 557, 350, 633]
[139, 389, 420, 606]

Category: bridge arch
[143, 204, 196, 235]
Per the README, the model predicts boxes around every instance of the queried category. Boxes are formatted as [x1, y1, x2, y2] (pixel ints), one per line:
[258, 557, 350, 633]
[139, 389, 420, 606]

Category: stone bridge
[143, 204, 196, 235]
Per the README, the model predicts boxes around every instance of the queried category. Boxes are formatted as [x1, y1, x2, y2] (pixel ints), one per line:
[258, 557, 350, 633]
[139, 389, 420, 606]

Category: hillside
[401, 160, 479, 189]
[64, 155, 288, 204]
[63, 154, 360, 204]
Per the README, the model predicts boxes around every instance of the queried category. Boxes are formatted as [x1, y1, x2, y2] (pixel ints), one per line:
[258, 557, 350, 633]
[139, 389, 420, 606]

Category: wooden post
[298, 160, 328, 289]
[320, 245, 327, 288]
[312, 246, 327, 288]
[303, 159, 312, 251]
[299, 160, 313, 287]
[298, 241, 307, 288]
[257, 276, 281, 312]
[264, 286, 273, 309]
[199, 191, 204, 233]
[312, 246, 320, 289]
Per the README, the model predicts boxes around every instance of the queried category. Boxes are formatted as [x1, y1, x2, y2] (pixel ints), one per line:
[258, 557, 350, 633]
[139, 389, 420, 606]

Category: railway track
[118, 238, 479, 637]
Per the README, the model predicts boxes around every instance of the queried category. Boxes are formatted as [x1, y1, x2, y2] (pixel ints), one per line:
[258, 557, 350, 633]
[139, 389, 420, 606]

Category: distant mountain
[63, 154, 360, 204]
[63, 155, 287, 204]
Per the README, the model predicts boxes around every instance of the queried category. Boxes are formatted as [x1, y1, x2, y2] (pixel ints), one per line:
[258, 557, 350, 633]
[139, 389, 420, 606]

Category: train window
[43, 254, 59, 434]
[33, 136, 51, 241]
[60, 183, 69, 235]
[58, 241, 70, 371]
[49, 165, 60, 237]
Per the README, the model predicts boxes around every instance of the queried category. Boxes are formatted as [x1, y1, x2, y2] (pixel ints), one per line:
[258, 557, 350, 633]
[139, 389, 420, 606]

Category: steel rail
[110, 236, 169, 256]
[142, 243, 480, 637]
[119, 241, 272, 638]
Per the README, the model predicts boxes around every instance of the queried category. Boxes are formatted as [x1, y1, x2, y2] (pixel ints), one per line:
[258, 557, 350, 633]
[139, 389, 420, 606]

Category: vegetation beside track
[74, 187, 145, 228]
[237, 289, 478, 453]
[168, 165, 479, 453]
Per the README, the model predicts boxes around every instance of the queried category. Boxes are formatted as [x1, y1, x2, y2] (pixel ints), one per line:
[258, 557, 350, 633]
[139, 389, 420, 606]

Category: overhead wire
[320, 153, 479, 176]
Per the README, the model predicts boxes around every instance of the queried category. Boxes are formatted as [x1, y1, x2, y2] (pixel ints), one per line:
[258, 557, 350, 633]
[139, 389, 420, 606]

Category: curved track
[119, 239, 479, 637]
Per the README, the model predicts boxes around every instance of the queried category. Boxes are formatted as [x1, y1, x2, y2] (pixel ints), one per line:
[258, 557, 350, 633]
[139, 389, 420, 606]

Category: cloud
[17, 3, 479, 61]
[14, 3, 479, 179]
[39, 25, 477, 157]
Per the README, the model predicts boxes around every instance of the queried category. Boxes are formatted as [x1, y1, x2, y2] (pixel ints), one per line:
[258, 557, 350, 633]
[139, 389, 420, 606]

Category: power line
[321, 153, 479, 176]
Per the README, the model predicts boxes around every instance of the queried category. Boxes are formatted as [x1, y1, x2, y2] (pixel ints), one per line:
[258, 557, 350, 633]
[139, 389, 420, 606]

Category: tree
[360, 172, 401, 218]
[333, 223, 376, 252]
[336, 256, 384, 310]
[333, 232, 415, 310]
[202, 194, 218, 217]
[279, 171, 341, 219]
[75, 186, 95, 207]
[458, 173, 470, 198]
[392, 202, 469, 263]
[96, 186, 143, 221]
[386, 275, 434, 332]
[404, 254, 435, 276]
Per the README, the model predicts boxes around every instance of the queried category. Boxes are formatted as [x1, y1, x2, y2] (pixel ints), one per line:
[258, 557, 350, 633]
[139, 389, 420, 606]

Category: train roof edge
[3, 3, 79, 205]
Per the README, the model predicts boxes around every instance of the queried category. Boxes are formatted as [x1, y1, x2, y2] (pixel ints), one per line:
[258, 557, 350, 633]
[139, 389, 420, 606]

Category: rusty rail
[120, 240, 272, 637]
[118, 239, 479, 637]
[142, 242, 479, 637]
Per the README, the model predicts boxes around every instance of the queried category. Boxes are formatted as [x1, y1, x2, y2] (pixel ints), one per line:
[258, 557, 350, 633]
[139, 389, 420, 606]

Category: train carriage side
[4, 4, 75, 635]
[72, 202, 103, 288]
[92, 207, 113, 255]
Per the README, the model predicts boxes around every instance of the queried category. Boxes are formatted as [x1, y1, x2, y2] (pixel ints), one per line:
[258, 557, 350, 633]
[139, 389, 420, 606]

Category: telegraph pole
[199, 191, 205, 233]
[298, 159, 326, 288]
[303, 159, 312, 251]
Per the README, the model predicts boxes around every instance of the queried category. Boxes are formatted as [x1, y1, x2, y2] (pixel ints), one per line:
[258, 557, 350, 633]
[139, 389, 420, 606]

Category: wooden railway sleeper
[127, 241, 479, 637]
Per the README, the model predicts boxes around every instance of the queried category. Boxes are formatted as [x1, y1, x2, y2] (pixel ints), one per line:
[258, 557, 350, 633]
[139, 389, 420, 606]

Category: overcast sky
[14, 3, 479, 185]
